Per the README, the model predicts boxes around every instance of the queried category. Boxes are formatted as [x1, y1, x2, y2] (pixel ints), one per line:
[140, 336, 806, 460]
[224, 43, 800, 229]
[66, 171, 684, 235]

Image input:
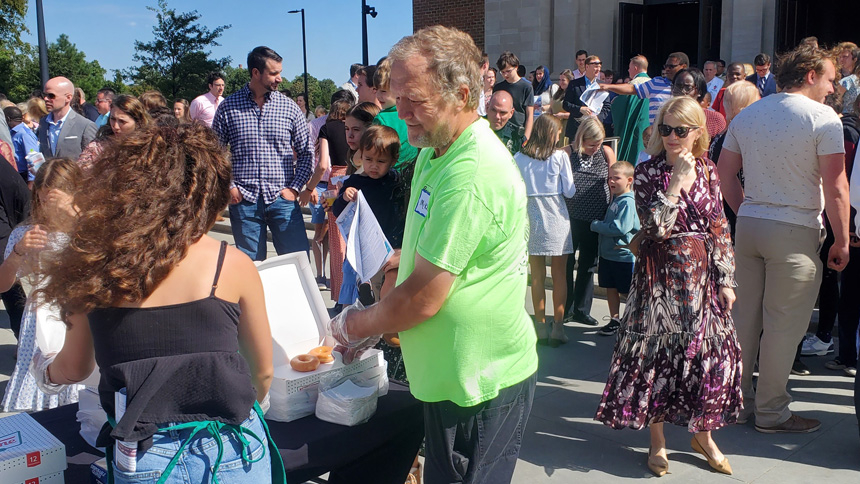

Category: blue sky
[22, 0, 413, 84]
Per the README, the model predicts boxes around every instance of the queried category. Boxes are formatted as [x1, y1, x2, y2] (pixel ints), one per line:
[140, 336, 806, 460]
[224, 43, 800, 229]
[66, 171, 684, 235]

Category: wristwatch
[304, 187, 314, 193]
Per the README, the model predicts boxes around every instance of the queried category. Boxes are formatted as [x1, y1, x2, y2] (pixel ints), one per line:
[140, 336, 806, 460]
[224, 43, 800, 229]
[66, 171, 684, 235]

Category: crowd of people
[0, 25, 858, 484]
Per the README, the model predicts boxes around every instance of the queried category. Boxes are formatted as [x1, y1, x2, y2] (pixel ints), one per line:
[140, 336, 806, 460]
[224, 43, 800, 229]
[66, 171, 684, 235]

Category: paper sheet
[337, 191, 394, 283]
[580, 82, 610, 116]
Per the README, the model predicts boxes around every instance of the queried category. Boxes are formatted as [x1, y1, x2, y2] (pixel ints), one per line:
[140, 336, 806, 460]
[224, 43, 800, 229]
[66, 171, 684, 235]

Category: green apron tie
[106, 401, 286, 484]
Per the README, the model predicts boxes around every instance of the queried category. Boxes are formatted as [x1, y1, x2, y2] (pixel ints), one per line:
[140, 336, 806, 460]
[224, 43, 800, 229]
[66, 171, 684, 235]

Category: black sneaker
[791, 359, 811, 376]
[598, 318, 622, 336]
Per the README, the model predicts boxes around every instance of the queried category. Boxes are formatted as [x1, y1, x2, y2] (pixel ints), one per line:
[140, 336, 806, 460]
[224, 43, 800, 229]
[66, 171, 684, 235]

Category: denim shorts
[112, 409, 271, 484]
[309, 183, 328, 224]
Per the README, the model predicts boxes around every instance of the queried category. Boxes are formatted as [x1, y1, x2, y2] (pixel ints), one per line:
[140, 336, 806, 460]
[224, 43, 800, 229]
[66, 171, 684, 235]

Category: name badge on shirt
[415, 188, 430, 218]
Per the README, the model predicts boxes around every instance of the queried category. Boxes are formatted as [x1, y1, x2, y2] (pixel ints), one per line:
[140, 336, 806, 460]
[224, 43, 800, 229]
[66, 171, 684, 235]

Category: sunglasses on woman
[657, 124, 700, 138]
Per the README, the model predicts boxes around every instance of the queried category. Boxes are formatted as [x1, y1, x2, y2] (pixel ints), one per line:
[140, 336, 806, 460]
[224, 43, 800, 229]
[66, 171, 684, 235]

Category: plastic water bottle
[114, 388, 137, 472]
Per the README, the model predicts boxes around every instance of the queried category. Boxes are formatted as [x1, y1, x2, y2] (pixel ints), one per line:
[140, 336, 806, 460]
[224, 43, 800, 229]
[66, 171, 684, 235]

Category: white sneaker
[801, 334, 834, 356]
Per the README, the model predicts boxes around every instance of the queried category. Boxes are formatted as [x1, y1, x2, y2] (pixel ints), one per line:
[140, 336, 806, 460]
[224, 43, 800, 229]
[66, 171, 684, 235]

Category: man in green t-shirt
[328, 26, 538, 484]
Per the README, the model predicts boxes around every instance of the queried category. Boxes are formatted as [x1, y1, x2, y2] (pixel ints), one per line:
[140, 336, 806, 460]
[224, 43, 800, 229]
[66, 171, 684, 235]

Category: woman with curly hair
[30, 123, 284, 483]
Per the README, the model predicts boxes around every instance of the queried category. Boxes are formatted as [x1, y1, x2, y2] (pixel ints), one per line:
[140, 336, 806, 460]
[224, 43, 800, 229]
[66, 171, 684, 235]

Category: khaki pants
[734, 217, 824, 427]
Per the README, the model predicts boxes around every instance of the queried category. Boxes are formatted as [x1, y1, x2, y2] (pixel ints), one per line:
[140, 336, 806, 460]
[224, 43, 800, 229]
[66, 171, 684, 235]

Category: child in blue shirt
[590, 160, 639, 336]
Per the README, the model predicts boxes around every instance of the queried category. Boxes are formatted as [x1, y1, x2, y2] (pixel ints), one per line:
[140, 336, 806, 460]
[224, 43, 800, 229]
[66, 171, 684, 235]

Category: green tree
[128, 0, 231, 100]
[0, 0, 30, 99]
[223, 64, 249, 96]
[286, 74, 338, 110]
[0, 0, 29, 49]
[3, 35, 105, 102]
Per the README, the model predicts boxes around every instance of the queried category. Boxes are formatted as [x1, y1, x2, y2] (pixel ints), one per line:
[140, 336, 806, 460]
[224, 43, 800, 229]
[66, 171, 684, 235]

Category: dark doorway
[617, 0, 721, 77]
[776, 0, 860, 52]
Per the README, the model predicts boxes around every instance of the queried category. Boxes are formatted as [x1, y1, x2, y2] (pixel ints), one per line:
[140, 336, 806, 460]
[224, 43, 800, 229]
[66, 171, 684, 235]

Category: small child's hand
[17, 226, 48, 256]
[344, 187, 358, 202]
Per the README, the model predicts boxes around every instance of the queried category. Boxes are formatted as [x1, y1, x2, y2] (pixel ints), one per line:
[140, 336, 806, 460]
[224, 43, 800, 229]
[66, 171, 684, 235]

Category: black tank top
[90, 241, 257, 449]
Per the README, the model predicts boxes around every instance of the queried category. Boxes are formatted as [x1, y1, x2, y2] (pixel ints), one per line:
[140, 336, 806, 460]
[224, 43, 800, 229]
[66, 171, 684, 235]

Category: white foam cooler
[0, 413, 67, 484]
[257, 252, 382, 422]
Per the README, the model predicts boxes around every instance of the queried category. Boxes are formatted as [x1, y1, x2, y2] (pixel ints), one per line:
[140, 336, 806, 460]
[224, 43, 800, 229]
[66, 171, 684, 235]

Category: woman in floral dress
[595, 97, 742, 476]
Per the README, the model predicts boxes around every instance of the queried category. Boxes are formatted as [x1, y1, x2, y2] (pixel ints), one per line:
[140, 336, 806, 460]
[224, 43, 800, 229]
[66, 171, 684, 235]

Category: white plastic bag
[76, 386, 107, 451]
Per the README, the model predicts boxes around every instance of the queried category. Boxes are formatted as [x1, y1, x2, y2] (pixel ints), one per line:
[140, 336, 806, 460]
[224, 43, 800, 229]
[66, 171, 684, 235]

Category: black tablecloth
[30, 382, 424, 483]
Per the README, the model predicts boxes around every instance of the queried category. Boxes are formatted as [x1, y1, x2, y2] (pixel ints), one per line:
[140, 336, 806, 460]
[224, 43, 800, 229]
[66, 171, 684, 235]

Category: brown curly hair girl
[39, 122, 231, 313]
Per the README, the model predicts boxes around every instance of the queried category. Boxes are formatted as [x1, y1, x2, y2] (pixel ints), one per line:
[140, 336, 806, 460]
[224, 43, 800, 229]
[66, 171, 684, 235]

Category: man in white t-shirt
[704, 61, 723, 108]
[718, 45, 851, 434]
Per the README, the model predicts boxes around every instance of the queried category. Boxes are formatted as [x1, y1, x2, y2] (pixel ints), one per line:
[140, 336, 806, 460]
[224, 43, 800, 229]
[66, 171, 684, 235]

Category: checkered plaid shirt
[212, 84, 313, 204]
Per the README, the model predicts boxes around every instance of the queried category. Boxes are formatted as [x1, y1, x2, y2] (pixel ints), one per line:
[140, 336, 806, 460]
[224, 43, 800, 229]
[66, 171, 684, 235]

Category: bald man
[486, 90, 522, 154]
[38, 76, 97, 160]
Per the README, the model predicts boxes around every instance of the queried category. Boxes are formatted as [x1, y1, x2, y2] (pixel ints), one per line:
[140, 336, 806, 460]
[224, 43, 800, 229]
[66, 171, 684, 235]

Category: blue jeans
[113, 409, 271, 484]
[423, 372, 536, 484]
[229, 195, 309, 261]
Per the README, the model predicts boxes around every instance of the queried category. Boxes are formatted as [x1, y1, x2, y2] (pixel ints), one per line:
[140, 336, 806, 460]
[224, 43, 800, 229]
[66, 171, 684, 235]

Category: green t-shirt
[373, 106, 419, 169]
[396, 117, 537, 407]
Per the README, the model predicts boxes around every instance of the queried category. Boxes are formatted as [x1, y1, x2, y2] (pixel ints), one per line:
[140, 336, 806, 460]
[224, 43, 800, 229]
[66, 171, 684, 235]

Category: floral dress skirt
[594, 233, 743, 432]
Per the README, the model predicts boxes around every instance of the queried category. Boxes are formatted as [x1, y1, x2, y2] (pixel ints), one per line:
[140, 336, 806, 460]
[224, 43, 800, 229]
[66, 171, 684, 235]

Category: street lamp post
[288, 8, 309, 111]
[36, 0, 50, 86]
[361, 0, 377, 66]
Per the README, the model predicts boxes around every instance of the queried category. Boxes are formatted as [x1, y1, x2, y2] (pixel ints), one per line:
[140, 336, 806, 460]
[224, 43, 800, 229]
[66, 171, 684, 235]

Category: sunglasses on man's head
[657, 124, 699, 138]
[43, 93, 57, 100]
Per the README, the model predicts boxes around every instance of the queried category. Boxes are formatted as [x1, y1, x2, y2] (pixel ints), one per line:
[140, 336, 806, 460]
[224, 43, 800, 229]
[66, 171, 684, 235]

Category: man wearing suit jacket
[38, 76, 97, 160]
[563, 54, 612, 141]
[747, 53, 778, 98]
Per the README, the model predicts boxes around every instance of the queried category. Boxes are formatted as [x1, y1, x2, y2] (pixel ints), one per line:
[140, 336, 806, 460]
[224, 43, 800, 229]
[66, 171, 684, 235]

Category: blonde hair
[374, 57, 391, 91]
[520, 114, 561, 160]
[723, 80, 760, 122]
[572, 117, 605, 155]
[610, 160, 635, 178]
[646, 96, 709, 158]
[388, 25, 482, 111]
[26, 97, 48, 121]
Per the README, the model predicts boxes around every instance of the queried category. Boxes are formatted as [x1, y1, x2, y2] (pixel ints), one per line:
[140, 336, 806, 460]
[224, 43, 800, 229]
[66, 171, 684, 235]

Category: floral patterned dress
[1, 227, 83, 412]
[594, 155, 742, 432]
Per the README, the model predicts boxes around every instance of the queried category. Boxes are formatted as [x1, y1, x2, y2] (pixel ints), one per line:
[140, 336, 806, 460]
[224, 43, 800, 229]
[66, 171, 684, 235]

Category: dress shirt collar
[47, 108, 71, 127]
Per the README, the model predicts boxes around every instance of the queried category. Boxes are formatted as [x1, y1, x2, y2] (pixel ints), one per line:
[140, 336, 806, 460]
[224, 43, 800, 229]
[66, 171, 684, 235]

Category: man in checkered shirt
[213, 46, 314, 260]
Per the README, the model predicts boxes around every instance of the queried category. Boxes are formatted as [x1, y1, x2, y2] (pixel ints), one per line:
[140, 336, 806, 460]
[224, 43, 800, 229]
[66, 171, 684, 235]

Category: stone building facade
[414, 0, 859, 78]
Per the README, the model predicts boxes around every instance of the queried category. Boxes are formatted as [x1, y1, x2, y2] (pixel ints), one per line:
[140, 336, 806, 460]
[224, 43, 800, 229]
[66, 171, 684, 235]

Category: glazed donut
[309, 346, 334, 364]
[290, 354, 320, 372]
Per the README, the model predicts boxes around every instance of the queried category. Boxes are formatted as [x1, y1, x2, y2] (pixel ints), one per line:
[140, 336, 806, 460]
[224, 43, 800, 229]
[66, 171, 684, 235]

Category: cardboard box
[18, 472, 64, 484]
[257, 252, 382, 422]
[90, 458, 107, 484]
[0, 413, 66, 484]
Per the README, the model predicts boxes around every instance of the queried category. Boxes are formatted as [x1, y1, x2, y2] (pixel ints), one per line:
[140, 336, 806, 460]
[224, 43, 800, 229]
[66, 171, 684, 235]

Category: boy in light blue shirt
[591, 160, 639, 336]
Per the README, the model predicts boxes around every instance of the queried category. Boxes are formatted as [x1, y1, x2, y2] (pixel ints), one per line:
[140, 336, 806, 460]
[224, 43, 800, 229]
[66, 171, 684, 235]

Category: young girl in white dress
[0, 158, 84, 412]
[514, 114, 577, 346]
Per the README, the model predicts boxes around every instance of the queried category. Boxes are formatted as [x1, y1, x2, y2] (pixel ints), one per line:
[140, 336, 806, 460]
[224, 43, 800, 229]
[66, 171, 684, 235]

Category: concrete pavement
[1, 226, 858, 483]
